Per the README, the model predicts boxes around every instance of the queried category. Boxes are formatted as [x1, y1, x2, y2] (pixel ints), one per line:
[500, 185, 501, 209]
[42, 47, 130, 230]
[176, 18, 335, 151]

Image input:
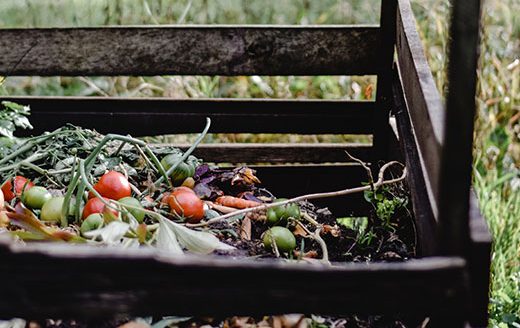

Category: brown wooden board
[437, 0, 483, 257]
[373, 0, 397, 162]
[0, 238, 468, 319]
[0, 26, 380, 76]
[467, 193, 492, 326]
[396, 0, 445, 217]
[174, 143, 373, 164]
[1, 97, 375, 136]
[392, 71, 437, 256]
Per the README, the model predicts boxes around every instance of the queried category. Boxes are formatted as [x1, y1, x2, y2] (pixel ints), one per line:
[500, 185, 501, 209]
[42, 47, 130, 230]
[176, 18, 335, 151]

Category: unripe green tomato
[262, 226, 297, 253]
[284, 203, 300, 219]
[161, 154, 196, 186]
[40, 197, 65, 222]
[22, 186, 52, 209]
[266, 199, 301, 225]
[118, 196, 145, 223]
[80, 213, 104, 235]
[266, 208, 280, 225]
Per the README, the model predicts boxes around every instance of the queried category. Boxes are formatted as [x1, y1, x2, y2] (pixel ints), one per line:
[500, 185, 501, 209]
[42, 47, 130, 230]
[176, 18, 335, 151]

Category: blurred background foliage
[0, 0, 518, 326]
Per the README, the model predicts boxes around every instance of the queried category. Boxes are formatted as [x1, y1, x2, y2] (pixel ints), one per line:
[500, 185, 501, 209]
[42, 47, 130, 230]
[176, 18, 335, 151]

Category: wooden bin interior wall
[0, 0, 491, 325]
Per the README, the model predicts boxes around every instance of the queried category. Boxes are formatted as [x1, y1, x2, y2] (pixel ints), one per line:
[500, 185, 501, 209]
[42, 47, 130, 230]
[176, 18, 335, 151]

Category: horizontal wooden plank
[396, 0, 445, 218]
[172, 143, 372, 163]
[1, 96, 375, 135]
[0, 237, 467, 318]
[0, 26, 380, 76]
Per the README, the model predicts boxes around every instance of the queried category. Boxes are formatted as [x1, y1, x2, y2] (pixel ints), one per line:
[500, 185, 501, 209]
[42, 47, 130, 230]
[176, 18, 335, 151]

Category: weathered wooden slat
[172, 143, 372, 164]
[0, 26, 380, 76]
[1, 96, 375, 136]
[396, 0, 445, 218]
[372, 0, 397, 161]
[437, 0, 483, 257]
[392, 72, 437, 256]
[467, 192, 491, 326]
[0, 238, 467, 318]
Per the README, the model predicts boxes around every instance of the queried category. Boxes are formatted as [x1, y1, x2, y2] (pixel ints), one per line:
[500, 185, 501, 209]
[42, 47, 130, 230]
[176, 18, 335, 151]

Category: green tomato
[266, 208, 280, 225]
[40, 197, 65, 222]
[22, 186, 52, 209]
[118, 196, 145, 223]
[80, 213, 104, 235]
[266, 199, 301, 225]
[263, 226, 297, 253]
[161, 153, 196, 186]
[284, 203, 301, 219]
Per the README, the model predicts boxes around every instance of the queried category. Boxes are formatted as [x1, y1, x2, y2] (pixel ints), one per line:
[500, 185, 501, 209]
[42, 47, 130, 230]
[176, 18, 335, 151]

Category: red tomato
[168, 187, 204, 223]
[174, 186, 195, 194]
[160, 192, 172, 205]
[90, 171, 131, 200]
[1, 176, 34, 202]
[82, 197, 119, 220]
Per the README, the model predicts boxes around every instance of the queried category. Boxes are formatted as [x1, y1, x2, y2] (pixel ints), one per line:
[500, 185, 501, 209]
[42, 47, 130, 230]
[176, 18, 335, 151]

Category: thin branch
[187, 161, 406, 228]
[313, 227, 330, 265]
[345, 150, 375, 193]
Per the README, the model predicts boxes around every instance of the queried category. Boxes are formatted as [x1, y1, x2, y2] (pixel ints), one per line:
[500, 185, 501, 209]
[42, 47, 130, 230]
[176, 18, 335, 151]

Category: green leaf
[83, 221, 130, 244]
[159, 218, 235, 255]
[156, 218, 183, 255]
[156, 219, 184, 255]
[0, 120, 15, 139]
[151, 316, 192, 328]
[337, 217, 368, 234]
[0, 101, 32, 139]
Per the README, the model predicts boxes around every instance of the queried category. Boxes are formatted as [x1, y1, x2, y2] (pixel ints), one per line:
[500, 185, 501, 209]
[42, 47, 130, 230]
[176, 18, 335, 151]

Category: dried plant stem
[345, 151, 375, 193]
[313, 227, 330, 265]
[300, 213, 330, 264]
[270, 233, 281, 258]
[187, 160, 406, 228]
[302, 212, 320, 226]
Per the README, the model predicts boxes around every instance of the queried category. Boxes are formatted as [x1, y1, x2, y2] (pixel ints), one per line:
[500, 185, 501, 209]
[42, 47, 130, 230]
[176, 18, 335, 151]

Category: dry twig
[187, 160, 406, 228]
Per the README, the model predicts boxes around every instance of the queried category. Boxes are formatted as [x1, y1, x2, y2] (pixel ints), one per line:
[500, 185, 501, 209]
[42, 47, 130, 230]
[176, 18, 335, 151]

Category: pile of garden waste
[0, 102, 416, 328]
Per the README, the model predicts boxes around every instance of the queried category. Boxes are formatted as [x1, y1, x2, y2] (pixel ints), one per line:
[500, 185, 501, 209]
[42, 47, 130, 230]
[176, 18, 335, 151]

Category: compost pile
[0, 102, 416, 328]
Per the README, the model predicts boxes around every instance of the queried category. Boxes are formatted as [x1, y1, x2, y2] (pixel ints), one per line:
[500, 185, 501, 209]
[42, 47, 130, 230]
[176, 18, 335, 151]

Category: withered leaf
[240, 217, 252, 241]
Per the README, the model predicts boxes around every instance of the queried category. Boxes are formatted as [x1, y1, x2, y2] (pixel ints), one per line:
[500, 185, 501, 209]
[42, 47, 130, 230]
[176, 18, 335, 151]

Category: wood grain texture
[437, 0, 483, 257]
[0, 26, 380, 76]
[1, 96, 375, 136]
[0, 237, 467, 319]
[392, 71, 437, 256]
[396, 0, 445, 218]
[373, 0, 397, 162]
[174, 143, 372, 164]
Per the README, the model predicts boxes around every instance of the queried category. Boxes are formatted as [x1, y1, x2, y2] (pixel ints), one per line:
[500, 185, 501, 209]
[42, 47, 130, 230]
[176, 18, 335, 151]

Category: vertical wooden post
[373, 0, 397, 162]
[437, 0, 483, 256]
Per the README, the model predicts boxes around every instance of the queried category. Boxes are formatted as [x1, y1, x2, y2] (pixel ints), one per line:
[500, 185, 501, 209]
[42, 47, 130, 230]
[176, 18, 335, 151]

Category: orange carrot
[215, 196, 261, 209]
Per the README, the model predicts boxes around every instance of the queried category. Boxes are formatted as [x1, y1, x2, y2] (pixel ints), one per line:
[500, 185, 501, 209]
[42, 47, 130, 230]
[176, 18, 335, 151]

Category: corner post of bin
[373, 0, 397, 162]
[437, 1, 489, 325]
[437, 0, 483, 258]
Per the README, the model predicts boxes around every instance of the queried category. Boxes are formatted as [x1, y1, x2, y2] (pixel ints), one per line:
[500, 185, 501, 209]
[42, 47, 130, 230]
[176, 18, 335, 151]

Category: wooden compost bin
[0, 0, 491, 327]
